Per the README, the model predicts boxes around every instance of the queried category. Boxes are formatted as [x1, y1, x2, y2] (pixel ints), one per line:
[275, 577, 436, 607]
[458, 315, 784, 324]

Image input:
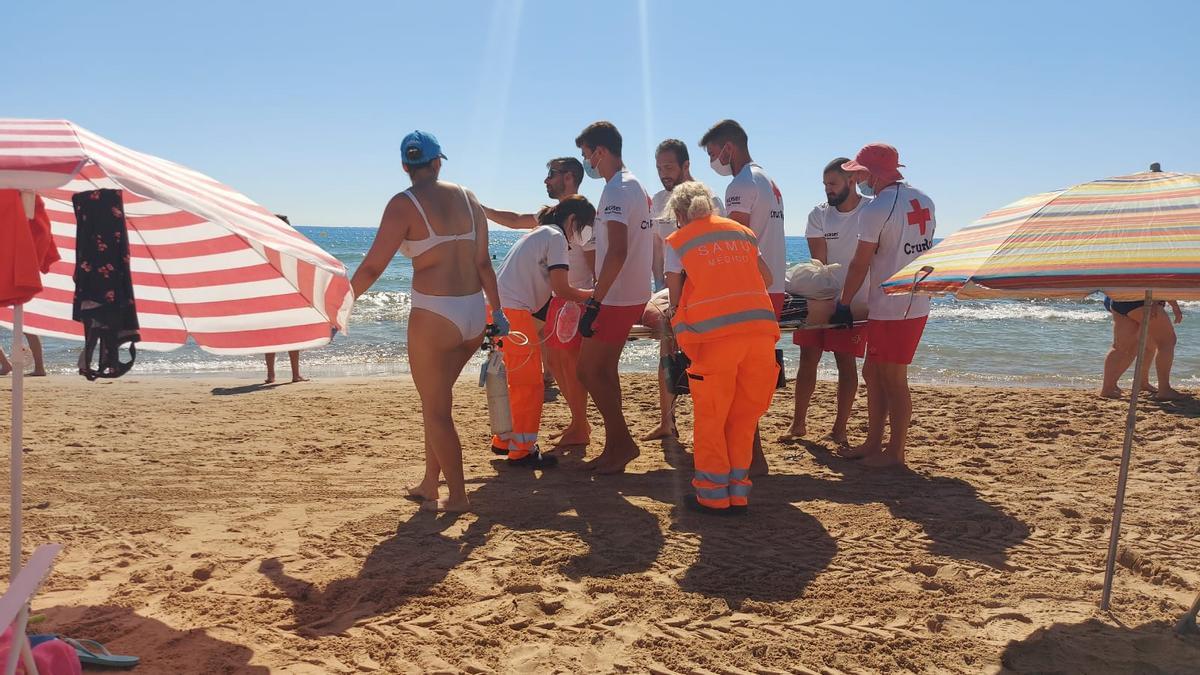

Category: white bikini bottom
[410, 289, 487, 341]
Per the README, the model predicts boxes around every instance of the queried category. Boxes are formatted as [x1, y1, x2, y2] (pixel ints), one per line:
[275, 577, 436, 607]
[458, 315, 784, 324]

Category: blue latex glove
[830, 302, 854, 329]
[578, 299, 601, 338]
[489, 308, 510, 337]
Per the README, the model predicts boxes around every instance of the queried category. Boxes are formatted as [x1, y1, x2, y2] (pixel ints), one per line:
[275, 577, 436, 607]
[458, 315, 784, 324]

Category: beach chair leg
[3, 605, 38, 675]
[1177, 589, 1200, 634]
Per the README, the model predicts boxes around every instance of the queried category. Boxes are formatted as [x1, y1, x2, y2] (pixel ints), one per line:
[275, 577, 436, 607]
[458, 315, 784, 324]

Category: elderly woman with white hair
[662, 181, 779, 515]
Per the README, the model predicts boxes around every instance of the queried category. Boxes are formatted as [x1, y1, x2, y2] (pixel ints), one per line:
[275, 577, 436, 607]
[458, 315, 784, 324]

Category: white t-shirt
[594, 169, 653, 307]
[805, 197, 872, 313]
[856, 184, 937, 320]
[496, 224, 570, 312]
[650, 188, 726, 242]
[567, 225, 596, 290]
[726, 162, 786, 294]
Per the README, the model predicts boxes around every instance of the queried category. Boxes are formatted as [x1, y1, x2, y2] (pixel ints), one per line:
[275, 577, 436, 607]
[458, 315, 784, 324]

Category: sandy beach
[1, 374, 1198, 673]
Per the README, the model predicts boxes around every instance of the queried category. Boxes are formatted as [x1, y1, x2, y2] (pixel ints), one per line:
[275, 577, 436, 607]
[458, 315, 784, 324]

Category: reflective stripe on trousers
[687, 333, 778, 509]
[488, 308, 543, 460]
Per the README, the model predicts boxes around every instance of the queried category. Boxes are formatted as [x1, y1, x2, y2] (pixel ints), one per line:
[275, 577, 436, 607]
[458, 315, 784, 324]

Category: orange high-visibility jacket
[665, 214, 780, 351]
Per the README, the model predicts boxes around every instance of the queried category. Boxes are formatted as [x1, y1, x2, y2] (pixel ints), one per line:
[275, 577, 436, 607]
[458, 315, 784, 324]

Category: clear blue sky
[4, 0, 1198, 236]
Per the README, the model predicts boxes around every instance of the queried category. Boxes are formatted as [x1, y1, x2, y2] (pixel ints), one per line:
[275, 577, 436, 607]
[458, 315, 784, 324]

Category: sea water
[16, 227, 1199, 388]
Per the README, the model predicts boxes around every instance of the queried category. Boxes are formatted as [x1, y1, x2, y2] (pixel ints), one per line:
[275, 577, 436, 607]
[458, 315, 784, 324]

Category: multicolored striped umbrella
[0, 119, 352, 353]
[882, 168, 1200, 611]
[883, 170, 1200, 301]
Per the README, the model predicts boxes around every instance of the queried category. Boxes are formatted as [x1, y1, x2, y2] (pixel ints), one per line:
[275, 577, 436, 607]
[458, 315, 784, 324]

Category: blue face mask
[584, 150, 602, 179]
[858, 180, 874, 197]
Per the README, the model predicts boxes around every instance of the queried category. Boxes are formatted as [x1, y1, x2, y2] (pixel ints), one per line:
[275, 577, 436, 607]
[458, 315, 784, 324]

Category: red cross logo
[770, 181, 782, 204]
[906, 199, 931, 235]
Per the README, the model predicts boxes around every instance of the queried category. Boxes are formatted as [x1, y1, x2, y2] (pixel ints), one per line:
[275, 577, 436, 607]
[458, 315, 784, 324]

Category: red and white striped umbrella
[0, 119, 351, 353]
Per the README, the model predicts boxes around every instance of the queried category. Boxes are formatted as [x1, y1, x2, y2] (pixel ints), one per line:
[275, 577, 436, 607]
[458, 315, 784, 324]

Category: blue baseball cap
[401, 130, 447, 166]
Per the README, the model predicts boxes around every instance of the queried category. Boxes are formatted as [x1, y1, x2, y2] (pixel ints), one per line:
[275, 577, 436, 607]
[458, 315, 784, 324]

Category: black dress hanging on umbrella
[71, 189, 140, 379]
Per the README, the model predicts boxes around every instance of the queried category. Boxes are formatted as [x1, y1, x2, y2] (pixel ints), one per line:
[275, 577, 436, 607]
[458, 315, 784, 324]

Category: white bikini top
[398, 185, 477, 259]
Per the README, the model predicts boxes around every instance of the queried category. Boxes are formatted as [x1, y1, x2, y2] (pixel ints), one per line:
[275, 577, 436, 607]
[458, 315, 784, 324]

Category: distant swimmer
[351, 131, 506, 513]
[833, 143, 936, 469]
[701, 119, 785, 477]
[787, 158, 871, 445]
[574, 121, 653, 474]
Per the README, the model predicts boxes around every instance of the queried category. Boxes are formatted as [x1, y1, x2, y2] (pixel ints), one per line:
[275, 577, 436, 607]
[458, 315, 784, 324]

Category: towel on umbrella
[71, 189, 140, 380]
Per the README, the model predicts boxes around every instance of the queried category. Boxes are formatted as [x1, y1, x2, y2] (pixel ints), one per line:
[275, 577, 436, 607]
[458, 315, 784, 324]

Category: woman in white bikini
[351, 131, 507, 513]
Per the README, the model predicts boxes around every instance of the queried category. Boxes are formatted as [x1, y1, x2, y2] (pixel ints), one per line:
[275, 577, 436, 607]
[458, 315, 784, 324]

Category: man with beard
[786, 158, 870, 445]
[643, 138, 725, 441]
[483, 158, 594, 404]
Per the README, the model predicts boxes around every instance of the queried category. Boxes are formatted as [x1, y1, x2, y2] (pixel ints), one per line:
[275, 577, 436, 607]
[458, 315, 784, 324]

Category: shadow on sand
[1000, 617, 1200, 673]
[37, 604, 269, 673]
[210, 382, 283, 396]
[261, 434, 1029, 634]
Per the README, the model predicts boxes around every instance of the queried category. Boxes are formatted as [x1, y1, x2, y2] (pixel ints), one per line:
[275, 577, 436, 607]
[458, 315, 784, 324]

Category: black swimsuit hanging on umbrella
[71, 188, 140, 379]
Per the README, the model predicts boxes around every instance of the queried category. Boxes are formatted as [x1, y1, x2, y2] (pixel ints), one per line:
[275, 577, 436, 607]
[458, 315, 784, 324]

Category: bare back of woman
[351, 132, 502, 513]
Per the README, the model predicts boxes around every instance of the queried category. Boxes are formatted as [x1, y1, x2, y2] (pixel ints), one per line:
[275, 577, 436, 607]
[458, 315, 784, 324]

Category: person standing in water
[351, 131, 506, 513]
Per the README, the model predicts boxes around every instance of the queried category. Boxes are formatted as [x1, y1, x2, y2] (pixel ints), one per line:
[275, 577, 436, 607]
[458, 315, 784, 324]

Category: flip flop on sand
[55, 636, 139, 668]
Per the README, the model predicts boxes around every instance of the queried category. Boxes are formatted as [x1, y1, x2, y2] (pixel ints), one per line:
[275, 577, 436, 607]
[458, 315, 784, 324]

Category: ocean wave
[930, 304, 1106, 323]
[351, 290, 411, 322]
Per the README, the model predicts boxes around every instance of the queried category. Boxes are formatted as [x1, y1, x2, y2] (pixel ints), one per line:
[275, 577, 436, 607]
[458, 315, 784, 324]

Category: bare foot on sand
[405, 482, 439, 502]
[291, 376, 309, 383]
[420, 497, 471, 513]
[822, 431, 849, 447]
[861, 451, 906, 469]
[554, 424, 591, 448]
[1153, 388, 1189, 401]
[27, 370, 46, 377]
[265, 377, 276, 384]
[838, 442, 881, 460]
[1099, 387, 1124, 399]
[594, 441, 640, 475]
[780, 421, 806, 440]
[641, 424, 675, 441]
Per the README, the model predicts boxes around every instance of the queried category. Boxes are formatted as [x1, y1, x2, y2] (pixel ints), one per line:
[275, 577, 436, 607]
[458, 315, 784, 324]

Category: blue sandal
[50, 636, 139, 668]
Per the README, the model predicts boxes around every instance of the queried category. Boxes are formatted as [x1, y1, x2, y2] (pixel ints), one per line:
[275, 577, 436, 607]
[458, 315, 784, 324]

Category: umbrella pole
[7, 305, 37, 675]
[9, 190, 41, 675]
[1100, 290, 1153, 610]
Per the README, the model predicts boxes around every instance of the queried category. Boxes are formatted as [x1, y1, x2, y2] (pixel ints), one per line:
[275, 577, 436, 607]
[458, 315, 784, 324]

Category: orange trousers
[685, 333, 778, 509]
[490, 308, 543, 460]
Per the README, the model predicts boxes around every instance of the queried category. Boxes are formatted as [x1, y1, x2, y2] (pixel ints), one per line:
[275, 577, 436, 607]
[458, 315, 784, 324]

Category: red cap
[842, 143, 905, 182]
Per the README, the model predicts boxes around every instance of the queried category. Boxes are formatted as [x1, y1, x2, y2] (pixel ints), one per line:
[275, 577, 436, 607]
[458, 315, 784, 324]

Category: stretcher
[625, 294, 864, 341]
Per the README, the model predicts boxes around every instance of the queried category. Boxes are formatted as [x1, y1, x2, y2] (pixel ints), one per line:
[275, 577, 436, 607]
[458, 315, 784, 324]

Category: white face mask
[584, 150, 602, 179]
[858, 180, 875, 197]
[709, 144, 733, 177]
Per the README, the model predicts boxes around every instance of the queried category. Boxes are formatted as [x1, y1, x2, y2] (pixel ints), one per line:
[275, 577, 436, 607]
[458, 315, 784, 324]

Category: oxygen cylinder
[483, 350, 512, 436]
